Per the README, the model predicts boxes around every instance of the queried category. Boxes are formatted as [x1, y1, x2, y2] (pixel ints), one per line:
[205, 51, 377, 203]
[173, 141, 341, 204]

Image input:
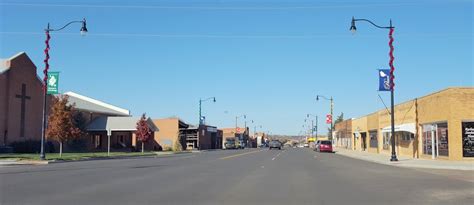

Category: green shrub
[10, 140, 55, 153]
[67, 138, 88, 152]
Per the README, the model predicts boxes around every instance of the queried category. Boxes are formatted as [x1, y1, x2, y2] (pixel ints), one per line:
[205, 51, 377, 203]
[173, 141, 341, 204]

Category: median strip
[219, 150, 263, 160]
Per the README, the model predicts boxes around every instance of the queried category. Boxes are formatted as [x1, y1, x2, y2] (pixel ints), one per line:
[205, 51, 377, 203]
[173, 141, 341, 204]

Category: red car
[315, 140, 333, 152]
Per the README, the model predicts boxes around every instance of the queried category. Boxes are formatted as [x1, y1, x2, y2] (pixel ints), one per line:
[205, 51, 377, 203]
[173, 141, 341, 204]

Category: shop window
[369, 131, 378, 148]
[422, 122, 449, 157]
[462, 121, 474, 157]
[401, 132, 414, 141]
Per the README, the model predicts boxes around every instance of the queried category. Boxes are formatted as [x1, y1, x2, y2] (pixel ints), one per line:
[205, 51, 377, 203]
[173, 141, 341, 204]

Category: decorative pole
[39, 19, 88, 160]
[350, 17, 398, 161]
[39, 25, 51, 160]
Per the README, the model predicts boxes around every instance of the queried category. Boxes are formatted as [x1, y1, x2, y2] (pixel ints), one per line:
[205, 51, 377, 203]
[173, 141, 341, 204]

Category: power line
[0, 2, 429, 10]
[0, 31, 469, 39]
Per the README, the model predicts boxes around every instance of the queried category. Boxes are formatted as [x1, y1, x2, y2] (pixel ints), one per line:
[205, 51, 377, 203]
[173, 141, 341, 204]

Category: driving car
[315, 140, 333, 152]
[269, 140, 282, 150]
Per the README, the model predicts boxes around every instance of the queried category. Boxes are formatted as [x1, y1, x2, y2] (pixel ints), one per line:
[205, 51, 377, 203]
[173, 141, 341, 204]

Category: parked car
[225, 142, 236, 149]
[315, 140, 333, 153]
[269, 140, 282, 150]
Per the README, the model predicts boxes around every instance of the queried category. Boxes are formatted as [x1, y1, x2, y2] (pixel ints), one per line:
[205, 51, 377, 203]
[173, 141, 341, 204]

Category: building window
[369, 131, 378, 148]
[462, 121, 474, 157]
[383, 132, 390, 150]
[400, 132, 414, 141]
[422, 122, 449, 157]
[93, 135, 101, 149]
[117, 135, 125, 147]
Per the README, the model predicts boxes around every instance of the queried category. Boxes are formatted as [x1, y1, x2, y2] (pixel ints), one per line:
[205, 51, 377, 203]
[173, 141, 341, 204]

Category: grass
[0, 152, 158, 161]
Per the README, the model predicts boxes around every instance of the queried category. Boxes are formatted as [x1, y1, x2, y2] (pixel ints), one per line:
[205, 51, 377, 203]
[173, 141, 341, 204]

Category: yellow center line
[219, 150, 264, 160]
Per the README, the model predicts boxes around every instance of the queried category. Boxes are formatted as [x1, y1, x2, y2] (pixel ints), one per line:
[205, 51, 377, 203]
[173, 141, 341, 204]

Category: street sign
[47, 72, 59, 94]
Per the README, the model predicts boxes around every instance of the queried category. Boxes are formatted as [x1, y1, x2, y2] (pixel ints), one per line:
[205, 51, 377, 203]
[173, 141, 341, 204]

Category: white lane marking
[271, 150, 284, 161]
[261, 166, 265, 168]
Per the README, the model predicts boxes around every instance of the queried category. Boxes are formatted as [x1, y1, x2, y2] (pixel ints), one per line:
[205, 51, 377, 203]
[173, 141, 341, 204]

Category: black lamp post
[199, 97, 216, 125]
[350, 16, 398, 162]
[307, 114, 318, 139]
[316, 95, 334, 141]
[40, 18, 88, 160]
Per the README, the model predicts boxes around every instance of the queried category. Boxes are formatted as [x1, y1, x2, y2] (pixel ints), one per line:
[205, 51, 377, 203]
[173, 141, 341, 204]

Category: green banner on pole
[47, 72, 59, 94]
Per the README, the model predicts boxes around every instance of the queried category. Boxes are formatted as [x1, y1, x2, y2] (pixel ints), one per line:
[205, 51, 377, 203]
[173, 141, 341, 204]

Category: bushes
[67, 138, 88, 152]
[10, 140, 55, 153]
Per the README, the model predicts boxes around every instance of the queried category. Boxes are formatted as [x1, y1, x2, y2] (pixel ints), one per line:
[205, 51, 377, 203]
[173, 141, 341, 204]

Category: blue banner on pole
[378, 69, 391, 91]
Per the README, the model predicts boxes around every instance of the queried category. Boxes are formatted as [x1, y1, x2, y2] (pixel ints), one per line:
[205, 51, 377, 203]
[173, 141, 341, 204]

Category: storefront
[422, 122, 449, 159]
[347, 87, 473, 161]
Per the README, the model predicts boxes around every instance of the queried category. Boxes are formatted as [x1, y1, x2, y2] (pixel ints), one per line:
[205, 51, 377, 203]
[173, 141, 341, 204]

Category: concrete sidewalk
[334, 148, 474, 171]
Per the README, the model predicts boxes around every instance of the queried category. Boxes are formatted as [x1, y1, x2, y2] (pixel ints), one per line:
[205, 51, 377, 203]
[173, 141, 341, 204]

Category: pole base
[39, 153, 46, 160]
[390, 155, 398, 162]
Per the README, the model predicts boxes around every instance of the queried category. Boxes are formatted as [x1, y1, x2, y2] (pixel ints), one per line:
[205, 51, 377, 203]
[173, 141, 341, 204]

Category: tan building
[0, 52, 47, 148]
[349, 87, 474, 161]
[153, 118, 190, 151]
[221, 127, 247, 148]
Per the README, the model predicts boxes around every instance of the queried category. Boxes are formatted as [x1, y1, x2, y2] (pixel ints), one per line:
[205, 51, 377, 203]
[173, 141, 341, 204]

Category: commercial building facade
[336, 88, 473, 161]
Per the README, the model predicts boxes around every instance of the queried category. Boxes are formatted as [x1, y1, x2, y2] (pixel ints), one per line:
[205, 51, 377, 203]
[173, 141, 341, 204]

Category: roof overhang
[382, 123, 416, 134]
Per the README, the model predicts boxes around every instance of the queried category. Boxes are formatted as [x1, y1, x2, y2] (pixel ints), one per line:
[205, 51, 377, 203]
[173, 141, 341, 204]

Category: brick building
[348, 87, 473, 161]
[0, 52, 46, 147]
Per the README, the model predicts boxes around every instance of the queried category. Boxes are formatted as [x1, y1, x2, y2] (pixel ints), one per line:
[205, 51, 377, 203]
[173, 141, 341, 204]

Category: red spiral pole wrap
[43, 31, 51, 93]
[388, 27, 395, 90]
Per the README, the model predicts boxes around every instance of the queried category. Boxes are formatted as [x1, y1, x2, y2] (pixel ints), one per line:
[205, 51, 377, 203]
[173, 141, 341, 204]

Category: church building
[1, 52, 45, 147]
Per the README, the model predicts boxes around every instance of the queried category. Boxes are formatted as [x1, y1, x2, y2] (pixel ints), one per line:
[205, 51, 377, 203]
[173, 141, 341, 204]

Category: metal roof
[86, 116, 158, 132]
[64, 91, 130, 116]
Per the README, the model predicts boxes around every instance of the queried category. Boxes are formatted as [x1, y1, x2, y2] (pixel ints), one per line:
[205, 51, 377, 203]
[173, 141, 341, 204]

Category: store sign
[207, 127, 217, 133]
[47, 72, 60, 94]
[462, 122, 474, 157]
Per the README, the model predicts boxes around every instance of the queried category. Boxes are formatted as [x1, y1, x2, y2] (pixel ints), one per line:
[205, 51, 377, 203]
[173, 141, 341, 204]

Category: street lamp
[350, 16, 398, 162]
[307, 114, 318, 139]
[199, 97, 216, 125]
[316, 95, 334, 141]
[40, 18, 88, 160]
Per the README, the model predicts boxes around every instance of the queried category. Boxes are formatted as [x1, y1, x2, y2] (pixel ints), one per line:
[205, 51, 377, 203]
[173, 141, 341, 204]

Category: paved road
[1, 148, 473, 205]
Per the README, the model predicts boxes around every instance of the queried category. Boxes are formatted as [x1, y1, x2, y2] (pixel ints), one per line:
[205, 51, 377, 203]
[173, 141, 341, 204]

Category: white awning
[382, 123, 416, 134]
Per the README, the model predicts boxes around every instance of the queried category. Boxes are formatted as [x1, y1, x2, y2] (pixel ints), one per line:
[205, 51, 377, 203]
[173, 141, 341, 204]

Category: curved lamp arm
[316, 95, 331, 101]
[46, 18, 87, 33]
[350, 17, 394, 33]
[200, 97, 216, 103]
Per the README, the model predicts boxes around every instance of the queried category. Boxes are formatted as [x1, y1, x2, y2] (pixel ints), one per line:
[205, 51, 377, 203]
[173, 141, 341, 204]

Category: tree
[173, 134, 183, 152]
[135, 113, 152, 153]
[335, 112, 344, 124]
[46, 96, 83, 157]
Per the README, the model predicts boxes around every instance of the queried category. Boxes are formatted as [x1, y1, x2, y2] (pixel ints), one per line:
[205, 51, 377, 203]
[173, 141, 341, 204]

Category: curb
[0, 151, 197, 166]
[334, 150, 474, 171]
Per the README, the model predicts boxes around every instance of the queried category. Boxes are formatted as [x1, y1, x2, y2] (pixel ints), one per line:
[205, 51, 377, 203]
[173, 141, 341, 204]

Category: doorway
[361, 132, 367, 151]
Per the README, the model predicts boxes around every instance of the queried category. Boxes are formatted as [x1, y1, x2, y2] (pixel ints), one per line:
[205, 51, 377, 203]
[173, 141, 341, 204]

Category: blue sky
[1, 0, 472, 135]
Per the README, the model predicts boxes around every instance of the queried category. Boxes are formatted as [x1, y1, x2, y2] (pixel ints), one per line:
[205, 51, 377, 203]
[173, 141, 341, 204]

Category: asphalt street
[1, 148, 473, 205]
